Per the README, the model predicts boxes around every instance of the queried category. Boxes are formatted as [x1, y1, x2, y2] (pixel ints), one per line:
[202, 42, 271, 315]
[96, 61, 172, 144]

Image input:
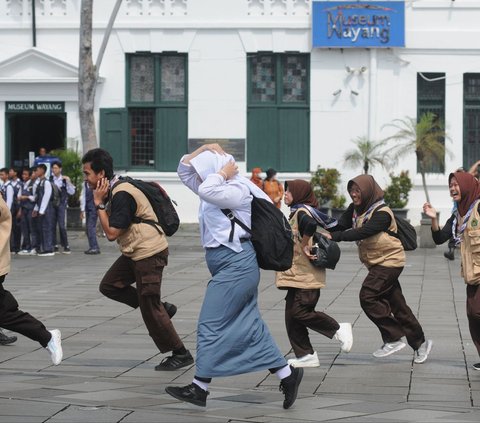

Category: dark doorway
[7, 114, 66, 168]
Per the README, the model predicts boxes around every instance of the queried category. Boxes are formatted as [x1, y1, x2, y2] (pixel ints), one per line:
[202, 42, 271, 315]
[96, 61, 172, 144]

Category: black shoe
[84, 249, 100, 255]
[163, 302, 177, 319]
[0, 330, 17, 345]
[279, 366, 304, 409]
[155, 351, 194, 371]
[444, 249, 455, 261]
[473, 363, 480, 371]
[165, 383, 209, 407]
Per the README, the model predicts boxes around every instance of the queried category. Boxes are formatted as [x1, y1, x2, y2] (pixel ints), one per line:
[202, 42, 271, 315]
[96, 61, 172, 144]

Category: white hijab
[190, 151, 271, 202]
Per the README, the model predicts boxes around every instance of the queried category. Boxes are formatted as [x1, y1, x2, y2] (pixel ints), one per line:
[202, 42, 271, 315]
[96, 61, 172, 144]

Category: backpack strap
[371, 204, 399, 239]
[221, 209, 252, 242]
[113, 178, 164, 236]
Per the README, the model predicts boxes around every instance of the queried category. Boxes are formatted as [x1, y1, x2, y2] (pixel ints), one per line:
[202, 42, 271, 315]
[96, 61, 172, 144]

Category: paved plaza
[1, 225, 480, 422]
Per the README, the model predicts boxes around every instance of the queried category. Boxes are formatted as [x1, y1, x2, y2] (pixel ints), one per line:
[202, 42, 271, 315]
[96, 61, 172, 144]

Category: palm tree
[383, 112, 451, 203]
[343, 136, 390, 175]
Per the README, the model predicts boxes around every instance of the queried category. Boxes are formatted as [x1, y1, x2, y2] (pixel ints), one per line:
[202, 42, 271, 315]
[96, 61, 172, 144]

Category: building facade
[0, 0, 479, 223]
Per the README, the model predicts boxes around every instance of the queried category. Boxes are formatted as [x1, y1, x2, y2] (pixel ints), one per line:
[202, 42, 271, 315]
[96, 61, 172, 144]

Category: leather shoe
[165, 383, 209, 407]
[279, 366, 303, 409]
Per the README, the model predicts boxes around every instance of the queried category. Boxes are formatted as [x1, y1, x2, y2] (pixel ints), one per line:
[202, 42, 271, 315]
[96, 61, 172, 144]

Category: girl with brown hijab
[424, 171, 480, 371]
[250, 167, 263, 189]
[326, 175, 433, 363]
[276, 180, 353, 368]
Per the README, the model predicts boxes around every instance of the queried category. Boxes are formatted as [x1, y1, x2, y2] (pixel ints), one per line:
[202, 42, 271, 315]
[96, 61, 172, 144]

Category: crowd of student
[0, 145, 479, 412]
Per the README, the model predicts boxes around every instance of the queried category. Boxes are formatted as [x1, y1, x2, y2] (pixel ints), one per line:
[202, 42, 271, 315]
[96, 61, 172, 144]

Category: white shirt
[3, 182, 14, 210]
[178, 159, 254, 252]
[52, 174, 76, 196]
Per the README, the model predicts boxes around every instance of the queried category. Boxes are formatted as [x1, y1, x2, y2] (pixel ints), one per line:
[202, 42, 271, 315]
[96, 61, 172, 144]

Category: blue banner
[312, 1, 405, 48]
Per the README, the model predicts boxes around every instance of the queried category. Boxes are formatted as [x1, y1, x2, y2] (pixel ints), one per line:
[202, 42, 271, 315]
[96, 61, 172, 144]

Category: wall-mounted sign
[189, 139, 245, 161]
[312, 1, 405, 48]
[6, 102, 65, 113]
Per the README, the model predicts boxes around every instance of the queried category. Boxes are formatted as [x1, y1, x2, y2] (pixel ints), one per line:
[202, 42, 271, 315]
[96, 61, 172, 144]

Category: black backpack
[222, 196, 294, 271]
[375, 205, 417, 251]
[115, 176, 179, 236]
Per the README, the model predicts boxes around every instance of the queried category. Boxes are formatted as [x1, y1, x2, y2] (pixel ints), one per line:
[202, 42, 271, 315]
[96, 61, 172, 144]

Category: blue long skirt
[196, 241, 287, 378]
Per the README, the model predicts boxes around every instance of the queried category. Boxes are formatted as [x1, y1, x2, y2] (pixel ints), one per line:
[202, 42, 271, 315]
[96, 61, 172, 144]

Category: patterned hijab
[449, 171, 480, 217]
[347, 174, 384, 215]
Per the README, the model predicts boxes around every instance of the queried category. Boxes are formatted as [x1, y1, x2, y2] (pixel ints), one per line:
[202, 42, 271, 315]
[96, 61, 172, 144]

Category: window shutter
[99, 108, 128, 169]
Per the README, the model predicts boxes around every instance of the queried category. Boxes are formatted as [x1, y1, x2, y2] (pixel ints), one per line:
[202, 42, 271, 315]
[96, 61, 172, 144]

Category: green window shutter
[247, 108, 278, 170]
[155, 108, 188, 171]
[278, 108, 309, 171]
[99, 108, 128, 169]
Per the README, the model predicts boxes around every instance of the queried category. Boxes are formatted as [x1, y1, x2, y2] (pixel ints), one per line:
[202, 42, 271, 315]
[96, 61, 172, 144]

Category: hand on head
[220, 160, 238, 180]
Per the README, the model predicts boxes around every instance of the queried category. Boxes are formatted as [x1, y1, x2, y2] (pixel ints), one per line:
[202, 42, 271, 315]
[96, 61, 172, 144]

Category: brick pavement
[0, 225, 480, 422]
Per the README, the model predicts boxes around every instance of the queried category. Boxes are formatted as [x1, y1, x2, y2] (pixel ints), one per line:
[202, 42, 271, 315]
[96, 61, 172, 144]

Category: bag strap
[221, 209, 252, 242]
[371, 204, 399, 239]
[132, 216, 164, 235]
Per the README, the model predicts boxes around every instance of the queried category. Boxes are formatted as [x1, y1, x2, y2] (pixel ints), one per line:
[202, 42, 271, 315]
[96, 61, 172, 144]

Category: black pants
[467, 285, 480, 357]
[360, 265, 425, 351]
[285, 288, 340, 357]
[0, 275, 51, 347]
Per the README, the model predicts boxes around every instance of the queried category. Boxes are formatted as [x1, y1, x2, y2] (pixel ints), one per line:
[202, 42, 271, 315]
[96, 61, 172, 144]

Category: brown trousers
[360, 265, 425, 350]
[285, 288, 340, 357]
[99, 249, 183, 353]
[466, 284, 480, 356]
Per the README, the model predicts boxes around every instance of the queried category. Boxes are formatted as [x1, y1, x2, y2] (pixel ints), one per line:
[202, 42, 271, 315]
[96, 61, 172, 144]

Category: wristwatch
[95, 203, 106, 211]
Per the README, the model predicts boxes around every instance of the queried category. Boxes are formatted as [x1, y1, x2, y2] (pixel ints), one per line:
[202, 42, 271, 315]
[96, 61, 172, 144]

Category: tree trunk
[418, 159, 430, 204]
[78, 0, 97, 153]
[364, 161, 369, 174]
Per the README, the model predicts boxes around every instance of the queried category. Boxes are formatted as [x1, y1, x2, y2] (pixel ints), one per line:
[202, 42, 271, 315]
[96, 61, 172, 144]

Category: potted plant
[383, 171, 413, 220]
[310, 166, 342, 215]
[50, 147, 83, 229]
[343, 136, 391, 174]
[330, 194, 347, 220]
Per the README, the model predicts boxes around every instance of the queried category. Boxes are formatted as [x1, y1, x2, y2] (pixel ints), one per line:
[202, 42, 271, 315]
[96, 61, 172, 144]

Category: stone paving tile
[2, 228, 480, 422]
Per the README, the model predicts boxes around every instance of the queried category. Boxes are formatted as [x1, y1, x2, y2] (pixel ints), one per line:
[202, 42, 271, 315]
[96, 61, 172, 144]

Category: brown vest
[0, 198, 11, 276]
[459, 200, 480, 285]
[356, 206, 405, 269]
[111, 183, 168, 261]
[276, 208, 326, 290]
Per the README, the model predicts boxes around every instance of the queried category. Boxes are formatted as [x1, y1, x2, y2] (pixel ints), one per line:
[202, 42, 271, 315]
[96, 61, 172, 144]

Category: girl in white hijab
[166, 144, 303, 409]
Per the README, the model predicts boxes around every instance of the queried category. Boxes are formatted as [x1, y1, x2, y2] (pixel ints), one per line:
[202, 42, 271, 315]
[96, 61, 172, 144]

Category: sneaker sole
[165, 386, 206, 407]
[414, 340, 433, 364]
[373, 342, 406, 358]
[155, 358, 194, 371]
[287, 359, 320, 368]
[62, 252, 71, 255]
[472, 364, 480, 371]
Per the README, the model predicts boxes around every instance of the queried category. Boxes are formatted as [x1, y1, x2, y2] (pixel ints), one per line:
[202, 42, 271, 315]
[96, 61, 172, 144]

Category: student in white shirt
[166, 144, 303, 409]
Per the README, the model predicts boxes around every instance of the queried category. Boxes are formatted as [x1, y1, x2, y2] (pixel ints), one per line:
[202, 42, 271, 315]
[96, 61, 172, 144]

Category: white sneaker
[334, 323, 353, 353]
[46, 329, 63, 365]
[287, 352, 320, 368]
[373, 340, 406, 358]
[414, 339, 433, 364]
[38, 252, 55, 257]
[18, 249, 30, 256]
[29, 249, 37, 256]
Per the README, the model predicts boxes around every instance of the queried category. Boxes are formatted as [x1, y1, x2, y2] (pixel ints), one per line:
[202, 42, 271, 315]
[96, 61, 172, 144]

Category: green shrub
[383, 171, 413, 209]
[310, 166, 342, 207]
[331, 195, 346, 209]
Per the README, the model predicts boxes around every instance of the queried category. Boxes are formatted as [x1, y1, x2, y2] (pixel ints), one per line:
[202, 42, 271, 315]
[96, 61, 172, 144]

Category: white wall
[0, 0, 480, 223]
